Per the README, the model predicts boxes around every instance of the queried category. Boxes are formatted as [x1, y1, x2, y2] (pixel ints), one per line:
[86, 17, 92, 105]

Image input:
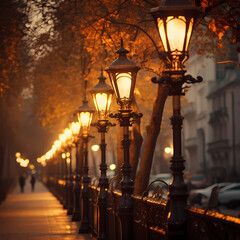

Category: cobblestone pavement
[0, 177, 92, 240]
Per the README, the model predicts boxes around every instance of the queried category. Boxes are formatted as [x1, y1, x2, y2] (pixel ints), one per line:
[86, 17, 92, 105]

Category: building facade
[183, 49, 240, 182]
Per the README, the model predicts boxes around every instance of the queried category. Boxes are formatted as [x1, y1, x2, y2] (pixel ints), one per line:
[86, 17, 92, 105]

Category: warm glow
[54, 140, 61, 149]
[66, 158, 71, 164]
[46, 151, 51, 160]
[71, 122, 80, 136]
[116, 72, 131, 99]
[52, 145, 57, 152]
[66, 152, 70, 157]
[109, 164, 116, 170]
[164, 147, 173, 154]
[62, 153, 66, 159]
[29, 164, 35, 170]
[20, 158, 29, 167]
[16, 157, 21, 163]
[41, 161, 46, 167]
[91, 145, 99, 152]
[185, 18, 194, 51]
[15, 152, 21, 158]
[95, 93, 108, 111]
[59, 133, 66, 143]
[167, 16, 186, 52]
[157, 18, 168, 52]
[79, 112, 92, 127]
[158, 16, 187, 53]
[64, 128, 72, 140]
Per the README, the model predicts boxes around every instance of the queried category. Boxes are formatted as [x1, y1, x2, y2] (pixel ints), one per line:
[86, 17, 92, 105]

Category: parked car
[218, 183, 240, 209]
[189, 182, 233, 206]
[149, 173, 172, 186]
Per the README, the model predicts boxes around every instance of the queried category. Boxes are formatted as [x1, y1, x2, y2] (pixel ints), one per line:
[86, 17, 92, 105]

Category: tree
[25, 0, 240, 195]
[0, 0, 30, 178]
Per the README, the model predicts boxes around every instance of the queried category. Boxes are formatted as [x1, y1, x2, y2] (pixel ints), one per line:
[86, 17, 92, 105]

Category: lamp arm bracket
[184, 75, 203, 84]
[151, 76, 170, 84]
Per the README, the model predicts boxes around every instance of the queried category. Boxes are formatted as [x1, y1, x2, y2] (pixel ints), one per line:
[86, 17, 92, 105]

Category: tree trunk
[130, 98, 143, 181]
[115, 125, 123, 189]
[134, 84, 169, 195]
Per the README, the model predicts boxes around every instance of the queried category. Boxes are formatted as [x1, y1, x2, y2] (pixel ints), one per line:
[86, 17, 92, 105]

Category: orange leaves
[201, 0, 211, 8]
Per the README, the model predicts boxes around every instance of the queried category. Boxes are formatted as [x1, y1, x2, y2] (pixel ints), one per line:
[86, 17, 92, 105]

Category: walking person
[30, 174, 36, 192]
[19, 174, 26, 193]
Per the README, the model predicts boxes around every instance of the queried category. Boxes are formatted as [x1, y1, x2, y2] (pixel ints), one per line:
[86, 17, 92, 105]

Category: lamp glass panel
[166, 16, 186, 52]
[96, 93, 108, 111]
[116, 72, 131, 99]
[107, 94, 112, 111]
[93, 95, 99, 112]
[79, 112, 91, 127]
[157, 18, 168, 52]
[71, 122, 80, 135]
[185, 18, 194, 51]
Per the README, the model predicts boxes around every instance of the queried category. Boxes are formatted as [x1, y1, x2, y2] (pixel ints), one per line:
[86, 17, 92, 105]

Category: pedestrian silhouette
[30, 175, 36, 192]
[19, 174, 26, 193]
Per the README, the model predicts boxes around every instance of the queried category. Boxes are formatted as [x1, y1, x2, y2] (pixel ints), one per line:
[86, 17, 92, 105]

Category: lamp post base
[72, 212, 81, 221]
[79, 221, 90, 233]
[67, 207, 73, 215]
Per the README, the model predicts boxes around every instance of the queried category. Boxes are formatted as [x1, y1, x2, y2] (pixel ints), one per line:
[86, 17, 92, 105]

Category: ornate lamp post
[106, 40, 142, 240]
[72, 120, 82, 221]
[78, 89, 94, 233]
[68, 120, 80, 215]
[59, 133, 68, 208]
[54, 140, 61, 201]
[150, 1, 202, 239]
[90, 70, 114, 240]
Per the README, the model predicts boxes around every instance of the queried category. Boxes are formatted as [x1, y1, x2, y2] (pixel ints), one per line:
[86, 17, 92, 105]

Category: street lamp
[150, 1, 202, 239]
[90, 70, 114, 240]
[78, 92, 94, 233]
[106, 40, 142, 240]
[71, 118, 82, 222]
[68, 120, 80, 216]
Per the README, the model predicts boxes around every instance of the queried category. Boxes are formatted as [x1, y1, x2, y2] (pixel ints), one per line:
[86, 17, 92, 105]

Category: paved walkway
[0, 177, 92, 240]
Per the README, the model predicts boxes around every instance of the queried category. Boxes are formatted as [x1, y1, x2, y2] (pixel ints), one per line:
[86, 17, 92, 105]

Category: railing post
[79, 135, 90, 233]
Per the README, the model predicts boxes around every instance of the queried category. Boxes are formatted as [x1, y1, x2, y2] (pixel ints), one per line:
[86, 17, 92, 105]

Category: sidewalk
[0, 177, 92, 240]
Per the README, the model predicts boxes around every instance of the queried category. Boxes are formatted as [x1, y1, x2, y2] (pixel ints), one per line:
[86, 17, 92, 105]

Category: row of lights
[38, 0, 203, 239]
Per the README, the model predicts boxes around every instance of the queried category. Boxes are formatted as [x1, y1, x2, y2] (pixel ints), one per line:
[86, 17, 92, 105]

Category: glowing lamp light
[150, 0, 201, 70]
[54, 140, 61, 149]
[64, 128, 72, 140]
[77, 98, 94, 136]
[59, 133, 66, 144]
[109, 164, 116, 171]
[62, 153, 66, 159]
[66, 158, 71, 164]
[105, 39, 140, 109]
[91, 145, 99, 152]
[164, 147, 173, 154]
[46, 151, 51, 160]
[90, 70, 113, 120]
[29, 164, 35, 170]
[15, 152, 21, 158]
[66, 152, 70, 157]
[70, 121, 80, 137]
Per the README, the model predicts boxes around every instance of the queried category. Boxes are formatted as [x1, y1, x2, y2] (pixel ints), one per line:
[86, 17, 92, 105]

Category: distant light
[164, 147, 173, 154]
[109, 164, 116, 170]
[66, 158, 71, 164]
[15, 152, 21, 158]
[62, 153, 66, 159]
[91, 145, 99, 152]
[66, 152, 70, 157]
[29, 164, 35, 170]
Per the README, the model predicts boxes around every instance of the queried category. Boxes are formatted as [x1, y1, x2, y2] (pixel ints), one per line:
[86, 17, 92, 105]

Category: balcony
[209, 107, 228, 125]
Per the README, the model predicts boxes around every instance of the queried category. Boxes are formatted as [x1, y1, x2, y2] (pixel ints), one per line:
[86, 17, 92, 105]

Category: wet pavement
[0, 177, 92, 240]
